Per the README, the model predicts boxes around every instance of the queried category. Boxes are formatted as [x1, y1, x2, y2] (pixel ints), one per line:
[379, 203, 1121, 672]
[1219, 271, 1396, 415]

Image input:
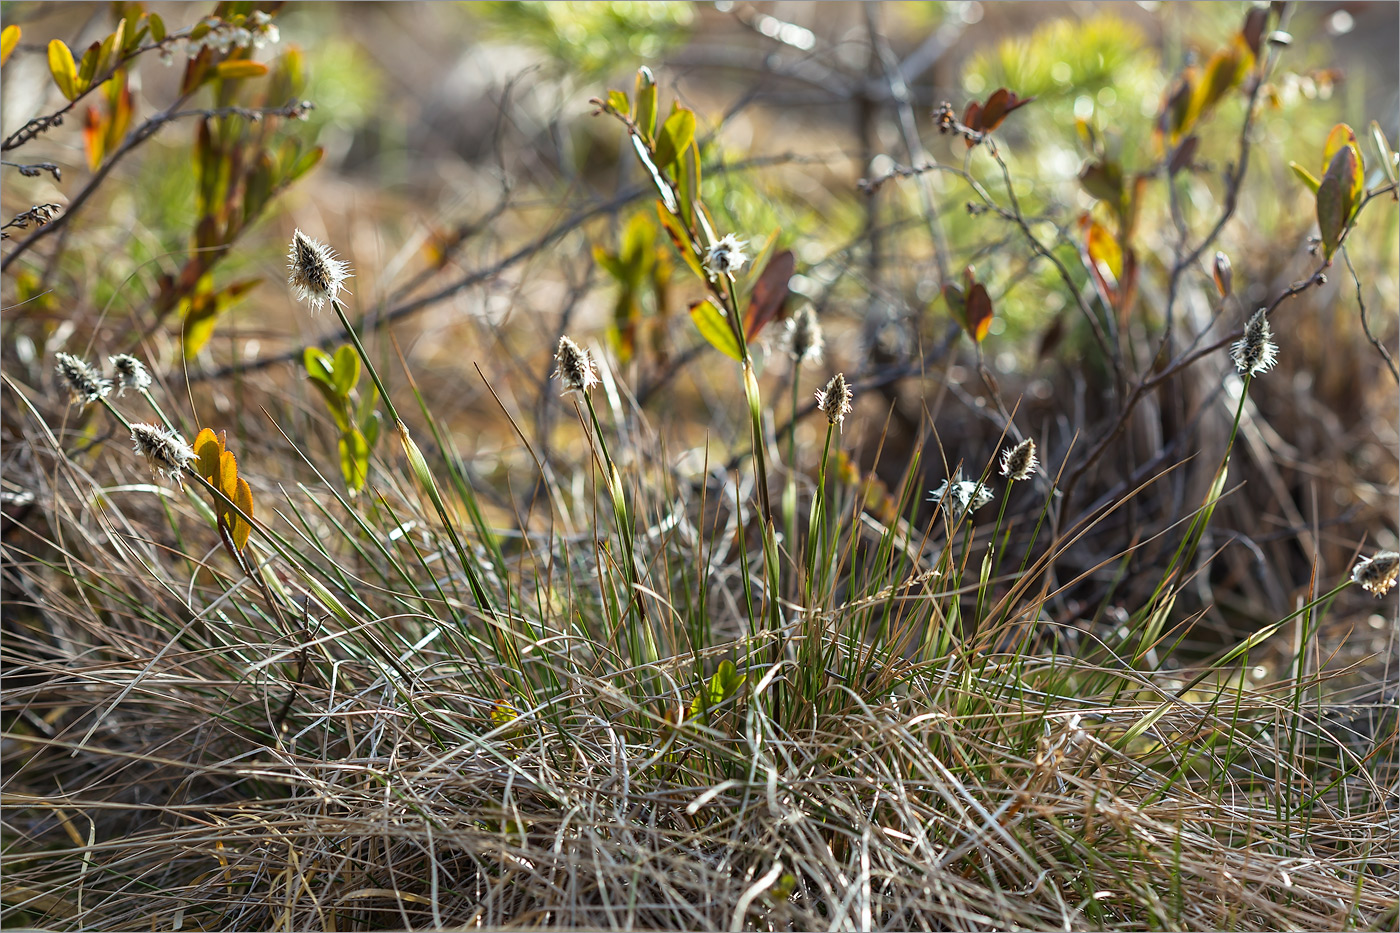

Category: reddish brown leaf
[1242, 6, 1268, 57]
[744, 249, 794, 341]
[1168, 135, 1198, 176]
[964, 282, 993, 342]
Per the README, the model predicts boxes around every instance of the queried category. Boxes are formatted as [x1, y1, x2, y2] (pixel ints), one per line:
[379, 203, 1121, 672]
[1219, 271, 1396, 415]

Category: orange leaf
[218, 449, 239, 502]
[230, 477, 253, 552]
[213, 59, 269, 80]
[82, 107, 104, 173]
[192, 428, 223, 484]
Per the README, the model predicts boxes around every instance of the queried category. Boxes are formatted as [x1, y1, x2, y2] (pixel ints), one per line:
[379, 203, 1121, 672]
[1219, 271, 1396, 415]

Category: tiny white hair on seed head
[287, 229, 352, 311]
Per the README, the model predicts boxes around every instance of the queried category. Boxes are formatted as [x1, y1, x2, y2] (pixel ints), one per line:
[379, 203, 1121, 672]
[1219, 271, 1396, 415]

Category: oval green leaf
[689, 299, 742, 362]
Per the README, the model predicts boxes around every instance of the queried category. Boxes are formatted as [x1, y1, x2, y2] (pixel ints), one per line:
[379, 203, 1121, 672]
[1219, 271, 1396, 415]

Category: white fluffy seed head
[287, 229, 352, 310]
[1230, 309, 1279, 378]
[1000, 438, 1039, 481]
[703, 233, 748, 283]
[54, 352, 112, 406]
[130, 423, 196, 486]
[554, 336, 599, 397]
[815, 372, 853, 430]
[109, 353, 152, 396]
[929, 470, 995, 520]
[784, 305, 824, 365]
[1351, 551, 1399, 598]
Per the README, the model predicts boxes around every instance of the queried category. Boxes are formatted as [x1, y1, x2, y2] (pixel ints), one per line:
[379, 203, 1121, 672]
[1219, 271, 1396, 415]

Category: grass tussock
[3, 4, 1398, 931]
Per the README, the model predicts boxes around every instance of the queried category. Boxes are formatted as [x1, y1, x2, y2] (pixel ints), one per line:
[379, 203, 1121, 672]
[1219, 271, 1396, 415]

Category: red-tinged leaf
[689, 299, 743, 362]
[82, 107, 104, 173]
[1079, 160, 1123, 203]
[181, 46, 212, 95]
[1161, 71, 1195, 144]
[47, 39, 79, 100]
[76, 41, 100, 89]
[1, 25, 20, 67]
[965, 282, 993, 342]
[103, 72, 133, 160]
[962, 100, 982, 130]
[1242, 6, 1268, 58]
[1117, 247, 1139, 321]
[744, 249, 794, 341]
[1321, 123, 1359, 179]
[656, 201, 704, 280]
[1320, 126, 1365, 217]
[980, 88, 1011, 131]
[214, 59, 269, 80]
[1168, 135, 1198, 176]
[1317, 147, 1357, 258]
[1122, 174, 1148, 241]
[1191, 36, 1251, 124]
[1082, 216, 1124, 309]
[1213, 251, 1233, 298]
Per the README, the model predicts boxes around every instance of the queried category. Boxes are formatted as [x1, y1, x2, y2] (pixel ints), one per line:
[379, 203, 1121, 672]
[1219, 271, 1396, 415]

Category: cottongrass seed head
[1350, 551, 1399, 598]
[816, 372, 854, 430]
[930, 469, 995, 520]
[703, 233, 748, 282]
[784, 305, 824, 365]
[109, 354, 152, 396]
[554, 336, 599, 397]
[287, 229, 352, 310]
[130, 423, 196, 486]
[1231, 309, 1279, 377]
[1000, 438, 1039, 481]
[54, 352, 111, 407]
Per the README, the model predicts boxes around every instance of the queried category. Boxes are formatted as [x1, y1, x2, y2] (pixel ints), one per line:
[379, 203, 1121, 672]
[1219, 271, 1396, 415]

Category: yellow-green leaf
[47, 39, 79, 100]
[633, 65, 657, 143]
[331, 345, 360, 397]
[1, 26, 20, 67]
[1289, 161, 1321, 194]
[213, 59, 268, 80]
[1371, 121, 1398, 187]
[689, 299, 742, 362]
[654, 107, 695, 170]
[338, 429, 370, 495]
[148, 13, 166, 44]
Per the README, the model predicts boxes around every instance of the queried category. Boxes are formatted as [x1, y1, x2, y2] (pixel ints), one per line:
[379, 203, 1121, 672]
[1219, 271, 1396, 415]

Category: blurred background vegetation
[3, 0, 1396, 683]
